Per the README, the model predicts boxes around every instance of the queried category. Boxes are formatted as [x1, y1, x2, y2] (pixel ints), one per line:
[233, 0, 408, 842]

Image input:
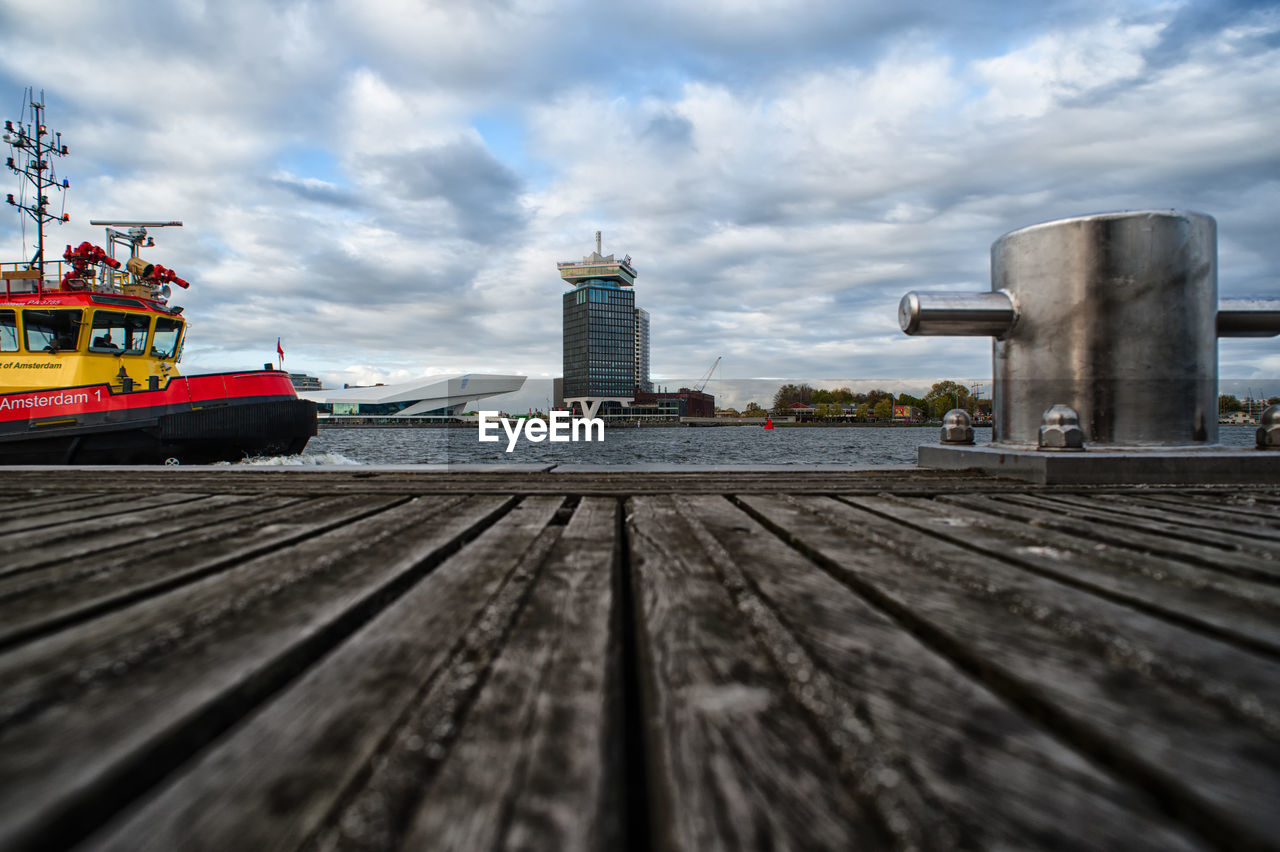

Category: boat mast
[3, 88, 70, 273]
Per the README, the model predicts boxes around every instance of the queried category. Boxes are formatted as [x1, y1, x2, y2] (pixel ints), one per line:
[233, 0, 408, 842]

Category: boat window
[24, 309, 84, 353]
[0, 310, 17, 352]
[152, 317, 184, 359]
[90, 311, 150, 354]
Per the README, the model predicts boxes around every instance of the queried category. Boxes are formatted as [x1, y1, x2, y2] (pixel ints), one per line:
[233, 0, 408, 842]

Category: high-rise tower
[559, 232, 640, 416]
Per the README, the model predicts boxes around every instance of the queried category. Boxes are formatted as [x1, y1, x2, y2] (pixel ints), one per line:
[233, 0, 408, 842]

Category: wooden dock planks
[628, 494, 883, 850]
[0, 470, 1275, 850]
[667, 494, 1205, 850]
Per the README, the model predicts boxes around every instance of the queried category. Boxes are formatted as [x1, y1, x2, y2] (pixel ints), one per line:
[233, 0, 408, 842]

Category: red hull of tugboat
[0, 370, 316, 464]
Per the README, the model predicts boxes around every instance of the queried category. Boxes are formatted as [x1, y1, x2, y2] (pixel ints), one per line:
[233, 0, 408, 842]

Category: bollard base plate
[918, 443, 1280, 485]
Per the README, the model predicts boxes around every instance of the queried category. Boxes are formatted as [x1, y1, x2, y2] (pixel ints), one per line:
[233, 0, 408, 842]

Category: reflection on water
[292, 424, 1261, 466]
[306, 424, 943, 465]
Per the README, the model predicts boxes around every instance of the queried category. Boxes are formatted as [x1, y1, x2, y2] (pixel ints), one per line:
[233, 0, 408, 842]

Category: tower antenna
[4, 88, 71, 272]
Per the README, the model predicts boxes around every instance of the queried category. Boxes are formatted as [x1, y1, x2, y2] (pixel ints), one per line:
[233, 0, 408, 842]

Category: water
[291, 424, 1263, 466]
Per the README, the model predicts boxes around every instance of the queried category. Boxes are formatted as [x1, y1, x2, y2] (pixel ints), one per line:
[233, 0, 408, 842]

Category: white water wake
[217, 451, 364, 466]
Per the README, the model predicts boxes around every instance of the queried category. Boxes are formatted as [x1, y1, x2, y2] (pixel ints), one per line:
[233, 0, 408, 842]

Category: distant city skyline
[471, 376, 1280, 421]
[1, 1, 1277, 391]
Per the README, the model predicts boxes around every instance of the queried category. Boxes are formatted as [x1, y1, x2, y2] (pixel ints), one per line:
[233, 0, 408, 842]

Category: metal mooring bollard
[1260, 405, 1280, 450]
[900, 210, 1280, 448]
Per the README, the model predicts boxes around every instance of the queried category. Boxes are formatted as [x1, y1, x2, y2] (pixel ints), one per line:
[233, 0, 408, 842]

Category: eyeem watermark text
[478, 410, 604, 452]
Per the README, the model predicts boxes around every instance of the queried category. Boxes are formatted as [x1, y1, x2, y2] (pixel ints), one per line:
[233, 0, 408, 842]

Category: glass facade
[563, 278, 636, 398]
[634, 308, 651, 393]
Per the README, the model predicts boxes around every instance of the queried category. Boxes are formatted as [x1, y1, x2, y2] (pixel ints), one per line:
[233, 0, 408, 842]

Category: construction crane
[695, 356, 721, 393]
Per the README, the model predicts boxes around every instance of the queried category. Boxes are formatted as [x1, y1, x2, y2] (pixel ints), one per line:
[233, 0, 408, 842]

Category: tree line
[724, 381, 989, 421]
[1219, 395, 1280, 414]
[720, 389, 1278, 421]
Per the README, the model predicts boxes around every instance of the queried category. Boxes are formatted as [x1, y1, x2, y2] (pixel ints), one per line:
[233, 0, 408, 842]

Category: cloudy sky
[2, 0, 1278, 407]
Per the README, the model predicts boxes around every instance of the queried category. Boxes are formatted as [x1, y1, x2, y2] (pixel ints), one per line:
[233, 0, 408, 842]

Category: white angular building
[299, 373, 526, 418]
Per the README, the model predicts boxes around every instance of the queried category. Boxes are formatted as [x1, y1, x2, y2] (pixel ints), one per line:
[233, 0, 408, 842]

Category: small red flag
[276, 338, 284, 362]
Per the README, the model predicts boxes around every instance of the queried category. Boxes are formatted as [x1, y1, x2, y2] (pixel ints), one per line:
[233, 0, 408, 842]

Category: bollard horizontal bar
[1218, 299, 1280, 337]
[898, 291, 1017, 337]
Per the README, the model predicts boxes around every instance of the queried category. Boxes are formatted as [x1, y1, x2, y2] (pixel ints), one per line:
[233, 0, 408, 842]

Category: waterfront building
[628, 388, 715, 420]
[559, 232, 640, 416]
[298, 373, 525, 419]
[288, 372, 322, 392]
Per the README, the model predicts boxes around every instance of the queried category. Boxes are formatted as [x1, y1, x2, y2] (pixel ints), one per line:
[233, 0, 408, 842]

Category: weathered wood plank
[400, 497, 623, 851]
[855, 493, 1280, 657]
[1133, 492, 1280, 524]
[0, 491, 120, 512]
[1048, 492, 1280, 546]
[957, 493, 1280, 582]
[736, 494, 1280, 848]
[1207, 491, 1280, 507]
[0, 467, 1278, 501]
[82, 496, 570, 852]
[0, 493, 402, 649]
[0, 492, 203, 539]
[993, 493, 1280, 569]
[0, 493, 279, 573]
[0, 494, 513, 852]
[1098, 492, 1280, 533]
[0, 467, 1055, 497]
[626, 494, 884, 850]
[679, 494, 1204, 849]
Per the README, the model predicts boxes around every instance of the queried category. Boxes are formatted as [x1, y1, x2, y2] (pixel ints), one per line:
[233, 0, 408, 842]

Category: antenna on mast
[4, 88, 71, 272]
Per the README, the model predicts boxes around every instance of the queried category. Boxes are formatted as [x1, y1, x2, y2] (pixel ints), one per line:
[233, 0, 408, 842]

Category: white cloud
[972, 18, 1165, 119]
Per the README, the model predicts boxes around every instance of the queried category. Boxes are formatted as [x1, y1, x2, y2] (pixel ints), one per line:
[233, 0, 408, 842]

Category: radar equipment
[90, 219, 187, 301]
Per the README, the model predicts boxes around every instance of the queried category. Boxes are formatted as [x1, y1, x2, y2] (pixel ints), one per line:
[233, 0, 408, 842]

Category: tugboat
[0, 90, 315, 464]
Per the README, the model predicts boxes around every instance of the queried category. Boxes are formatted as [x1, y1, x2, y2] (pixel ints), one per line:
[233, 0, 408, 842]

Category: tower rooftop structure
[557, 231, 636, 287]
[559, 231, 641, 411]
